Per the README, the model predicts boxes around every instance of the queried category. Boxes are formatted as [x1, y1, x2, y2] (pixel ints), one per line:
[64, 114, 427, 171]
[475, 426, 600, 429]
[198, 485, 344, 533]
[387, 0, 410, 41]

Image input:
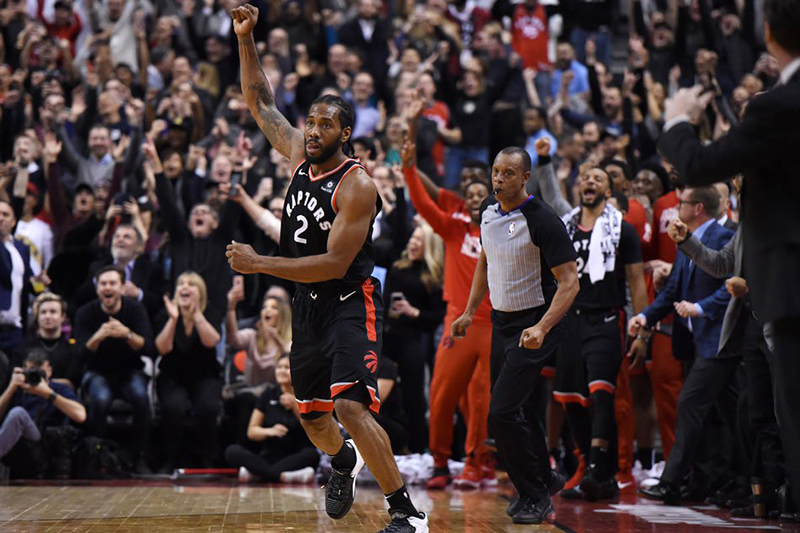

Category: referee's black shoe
[639, 481, 682, 505]
[512, 496, 555, 524]
[325, 439, 365, 519]
[508, 471, 565, 516]
[546, 469, 566, 496]
[580, 467, 619, 502]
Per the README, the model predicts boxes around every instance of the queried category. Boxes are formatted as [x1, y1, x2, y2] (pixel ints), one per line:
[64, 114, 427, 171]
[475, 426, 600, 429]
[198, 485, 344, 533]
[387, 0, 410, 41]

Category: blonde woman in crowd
[155, 271, 223, 473]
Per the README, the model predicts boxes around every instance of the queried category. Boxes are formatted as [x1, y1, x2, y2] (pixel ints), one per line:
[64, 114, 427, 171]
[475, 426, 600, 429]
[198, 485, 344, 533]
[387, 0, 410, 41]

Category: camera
[23, 367, 47, 386]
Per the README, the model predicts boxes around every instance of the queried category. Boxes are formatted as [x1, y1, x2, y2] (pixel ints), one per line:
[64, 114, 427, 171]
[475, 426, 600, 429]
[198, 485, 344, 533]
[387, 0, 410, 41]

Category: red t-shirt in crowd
[650, 191, 679, 264]
[511, 3, 550, 71]
[625, 198, 651, 245]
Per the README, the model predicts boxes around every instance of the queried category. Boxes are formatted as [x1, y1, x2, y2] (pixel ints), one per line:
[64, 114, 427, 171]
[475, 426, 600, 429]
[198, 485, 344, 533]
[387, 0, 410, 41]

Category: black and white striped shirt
[480, 195, 576, 312]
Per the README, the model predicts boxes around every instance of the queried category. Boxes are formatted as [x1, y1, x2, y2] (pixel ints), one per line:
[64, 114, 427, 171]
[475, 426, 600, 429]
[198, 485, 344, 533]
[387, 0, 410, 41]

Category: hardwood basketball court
[0, 480, 795, 532]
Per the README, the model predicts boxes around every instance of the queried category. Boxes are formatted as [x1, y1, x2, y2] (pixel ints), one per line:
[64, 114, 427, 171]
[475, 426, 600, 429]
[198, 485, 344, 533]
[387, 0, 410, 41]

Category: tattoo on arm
[239, 34, 302, 160]
[246, 82, 302, 160]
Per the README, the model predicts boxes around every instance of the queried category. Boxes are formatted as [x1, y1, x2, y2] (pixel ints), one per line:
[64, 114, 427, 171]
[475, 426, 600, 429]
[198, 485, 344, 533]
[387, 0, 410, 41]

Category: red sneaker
[616, 471, 637, 495]
[564, 454, 586, 491]
[453, 464, 483, 490]
[481, 464, 498, 487]
[426, 472, 452, 490]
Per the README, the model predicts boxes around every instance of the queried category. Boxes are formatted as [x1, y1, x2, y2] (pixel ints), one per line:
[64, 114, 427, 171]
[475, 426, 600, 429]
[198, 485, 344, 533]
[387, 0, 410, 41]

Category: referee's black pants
[489, 307, 562, 501]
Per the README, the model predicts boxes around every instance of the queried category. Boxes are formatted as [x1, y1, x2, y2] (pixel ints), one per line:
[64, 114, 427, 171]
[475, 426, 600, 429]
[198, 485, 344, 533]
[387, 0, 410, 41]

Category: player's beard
[305, 138, 343, 164]
[580, 192, 606, 209]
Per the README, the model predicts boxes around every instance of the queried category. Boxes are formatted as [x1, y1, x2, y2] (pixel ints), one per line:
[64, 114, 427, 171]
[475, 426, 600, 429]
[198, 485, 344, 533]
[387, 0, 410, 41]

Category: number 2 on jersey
[294, 215, 309, 244]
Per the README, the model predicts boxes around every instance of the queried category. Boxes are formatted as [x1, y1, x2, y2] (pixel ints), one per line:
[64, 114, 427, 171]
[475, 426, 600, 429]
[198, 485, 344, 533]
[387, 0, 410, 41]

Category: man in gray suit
[669, 218, 783, 519]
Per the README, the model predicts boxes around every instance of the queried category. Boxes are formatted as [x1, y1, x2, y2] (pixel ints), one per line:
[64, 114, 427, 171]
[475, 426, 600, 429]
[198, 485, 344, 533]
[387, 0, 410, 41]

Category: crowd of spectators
[0, 0, 789, 518]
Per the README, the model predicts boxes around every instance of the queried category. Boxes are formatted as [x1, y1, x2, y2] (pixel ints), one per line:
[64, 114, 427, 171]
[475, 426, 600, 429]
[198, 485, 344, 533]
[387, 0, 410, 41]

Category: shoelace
[326, 468, 351, 500]
[382, 511, 411, 533]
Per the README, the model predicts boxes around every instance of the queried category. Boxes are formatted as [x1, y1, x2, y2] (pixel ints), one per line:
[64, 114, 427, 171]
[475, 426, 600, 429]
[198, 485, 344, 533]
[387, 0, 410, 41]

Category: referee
[452, 147, 579, 524]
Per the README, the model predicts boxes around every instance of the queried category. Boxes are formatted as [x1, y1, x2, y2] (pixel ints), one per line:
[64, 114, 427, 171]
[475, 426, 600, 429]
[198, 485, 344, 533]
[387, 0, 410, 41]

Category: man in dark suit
[670, 219, 783, 518]
[628, 186, 735, 504]
[72, 224, 166, 318]
[0, 199, 33, 355]
[337, 0, 391, 97]
[656, 0, 800, 513]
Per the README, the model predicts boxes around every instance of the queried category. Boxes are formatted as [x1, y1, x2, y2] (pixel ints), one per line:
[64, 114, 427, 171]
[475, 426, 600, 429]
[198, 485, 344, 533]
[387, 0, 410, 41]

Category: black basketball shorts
[290, 278, 383, 420]
[553, 309, 624, 406]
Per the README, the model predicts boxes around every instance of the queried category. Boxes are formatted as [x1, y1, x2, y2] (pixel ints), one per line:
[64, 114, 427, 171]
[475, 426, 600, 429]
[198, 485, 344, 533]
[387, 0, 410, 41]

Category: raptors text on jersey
[279, 158, 382, 292]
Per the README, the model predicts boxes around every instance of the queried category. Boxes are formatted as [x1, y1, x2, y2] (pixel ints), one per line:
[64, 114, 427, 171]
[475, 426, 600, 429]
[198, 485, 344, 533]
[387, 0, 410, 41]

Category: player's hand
[534, 136, 551, 157]
[400, 139, 416, 169]
[626, 337, 647, 370]
[520, 324, 547, 350]
[231, 4, 258, 37]
[726, 276, 748, 298]
[674, 300, 700, 318]
[226, 241, 261, 274]
[269, 424, 289, 438]
[450, 313, 473, 339]
[667, 218, 689, 243]
[628, 315, 647, 337]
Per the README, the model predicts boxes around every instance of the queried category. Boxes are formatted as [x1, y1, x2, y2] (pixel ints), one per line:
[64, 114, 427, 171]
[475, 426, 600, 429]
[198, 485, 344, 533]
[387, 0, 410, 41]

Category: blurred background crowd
[0, 0, 786, 517]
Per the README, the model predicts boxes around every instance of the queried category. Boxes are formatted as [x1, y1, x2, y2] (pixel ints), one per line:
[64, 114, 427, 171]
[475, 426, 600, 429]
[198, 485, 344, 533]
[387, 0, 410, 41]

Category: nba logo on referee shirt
[508, 222, 516, 237]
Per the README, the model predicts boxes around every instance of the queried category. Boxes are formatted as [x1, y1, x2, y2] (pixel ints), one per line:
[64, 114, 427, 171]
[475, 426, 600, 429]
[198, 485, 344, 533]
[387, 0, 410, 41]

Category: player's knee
[590, 389, 614, 412]
[333, 397, 368, 426]
[300, 413, 332, 436]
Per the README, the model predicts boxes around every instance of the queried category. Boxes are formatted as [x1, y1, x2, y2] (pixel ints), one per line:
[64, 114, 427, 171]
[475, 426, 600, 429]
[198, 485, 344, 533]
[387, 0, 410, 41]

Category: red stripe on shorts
[363, 279, 377, 342]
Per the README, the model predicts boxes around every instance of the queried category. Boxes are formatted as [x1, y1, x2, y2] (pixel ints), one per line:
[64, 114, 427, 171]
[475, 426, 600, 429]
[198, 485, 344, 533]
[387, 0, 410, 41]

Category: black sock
[589, 446, 611, 479]
[330, 440, 356, 471]
[636, 447, 654, 470]
[386, 485, 420, 517]
[431, 466, 450, 477]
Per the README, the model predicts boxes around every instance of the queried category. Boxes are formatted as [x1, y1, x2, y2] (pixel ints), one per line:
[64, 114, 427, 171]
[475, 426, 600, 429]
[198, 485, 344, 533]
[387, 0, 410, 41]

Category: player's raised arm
[232, 4, 303, 163]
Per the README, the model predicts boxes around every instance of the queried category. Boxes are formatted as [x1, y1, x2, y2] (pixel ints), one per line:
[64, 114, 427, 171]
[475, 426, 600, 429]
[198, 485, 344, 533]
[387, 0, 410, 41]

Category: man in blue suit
[628, 186, 735, 504]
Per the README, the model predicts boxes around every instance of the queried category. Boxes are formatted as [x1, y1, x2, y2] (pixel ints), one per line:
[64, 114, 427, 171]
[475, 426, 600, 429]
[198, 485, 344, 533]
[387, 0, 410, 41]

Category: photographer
[0, 349, 86, 479]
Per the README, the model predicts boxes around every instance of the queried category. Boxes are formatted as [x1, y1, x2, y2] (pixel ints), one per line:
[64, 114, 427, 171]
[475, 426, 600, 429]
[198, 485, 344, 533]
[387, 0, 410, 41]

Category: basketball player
[553, 166, 649, 501]
[225, 5, 427, 532]
[451, 147, 579, 524]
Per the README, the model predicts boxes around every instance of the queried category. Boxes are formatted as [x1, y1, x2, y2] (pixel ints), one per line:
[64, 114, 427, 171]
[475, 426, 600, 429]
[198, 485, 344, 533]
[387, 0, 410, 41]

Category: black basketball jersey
[280, 158, 381, 293]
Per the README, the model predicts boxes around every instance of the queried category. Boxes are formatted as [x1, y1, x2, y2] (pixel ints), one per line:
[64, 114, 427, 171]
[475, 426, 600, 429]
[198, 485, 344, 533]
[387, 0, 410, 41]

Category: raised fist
[231, 4, 258, 37]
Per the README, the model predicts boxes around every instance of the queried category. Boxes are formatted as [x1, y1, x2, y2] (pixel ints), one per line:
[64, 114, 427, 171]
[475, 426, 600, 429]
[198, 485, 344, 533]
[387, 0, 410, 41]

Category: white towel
[563, 204, 623, 283]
